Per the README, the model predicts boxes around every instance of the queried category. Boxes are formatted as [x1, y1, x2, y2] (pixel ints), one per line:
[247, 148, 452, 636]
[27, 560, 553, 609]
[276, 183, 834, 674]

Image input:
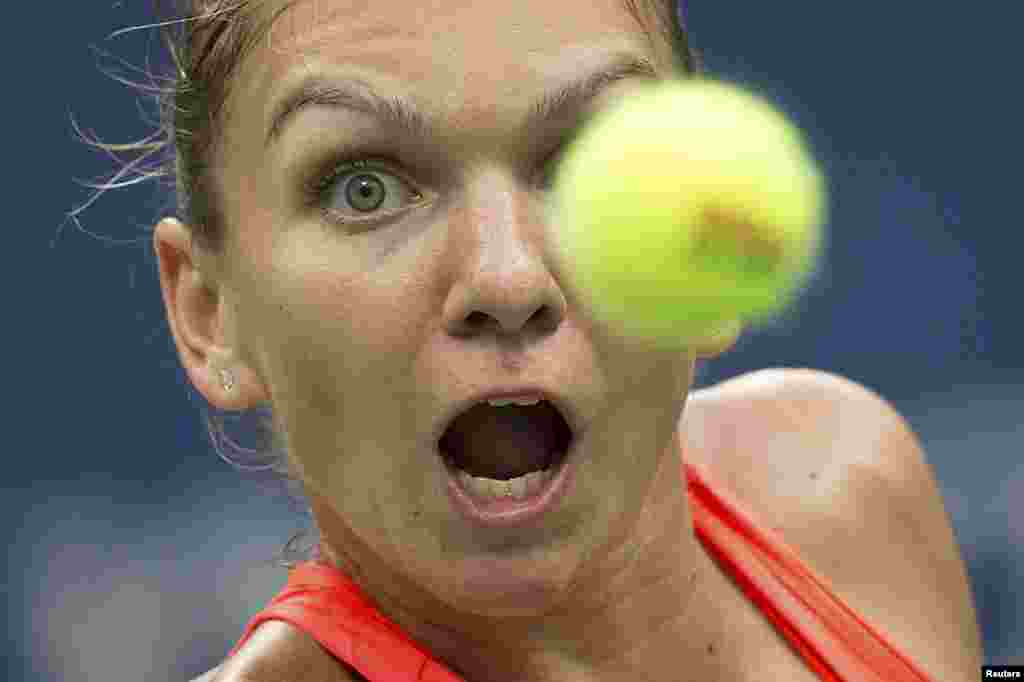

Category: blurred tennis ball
[549, 77, 827, 348]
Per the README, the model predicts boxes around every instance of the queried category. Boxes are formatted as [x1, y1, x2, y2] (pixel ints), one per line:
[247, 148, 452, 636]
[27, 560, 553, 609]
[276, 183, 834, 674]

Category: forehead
[236, 0, 653, 135]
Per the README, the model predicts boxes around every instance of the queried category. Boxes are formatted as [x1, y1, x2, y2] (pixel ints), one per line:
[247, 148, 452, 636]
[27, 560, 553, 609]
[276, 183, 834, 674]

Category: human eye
[305, 154, 425, 227]
[537, 147, 563, 191]
[537, 129, 581, 191]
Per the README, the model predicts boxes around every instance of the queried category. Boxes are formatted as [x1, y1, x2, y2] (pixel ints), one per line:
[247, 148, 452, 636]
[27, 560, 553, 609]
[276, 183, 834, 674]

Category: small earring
[218, 368, 236, 393]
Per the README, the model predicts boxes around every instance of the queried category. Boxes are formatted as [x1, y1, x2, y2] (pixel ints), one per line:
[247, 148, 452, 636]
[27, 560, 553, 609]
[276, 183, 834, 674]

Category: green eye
[541, 142, 571, 190]
[312, 158, 424, 226]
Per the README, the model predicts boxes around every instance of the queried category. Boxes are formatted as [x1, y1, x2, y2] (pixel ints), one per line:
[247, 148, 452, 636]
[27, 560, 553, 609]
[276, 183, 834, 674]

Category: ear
[693, 319, 743, 360]
[152, 217, 269, 410]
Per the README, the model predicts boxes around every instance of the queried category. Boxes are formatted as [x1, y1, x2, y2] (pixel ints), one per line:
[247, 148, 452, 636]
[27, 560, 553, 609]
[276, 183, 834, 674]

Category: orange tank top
[227, 460, 937, 681]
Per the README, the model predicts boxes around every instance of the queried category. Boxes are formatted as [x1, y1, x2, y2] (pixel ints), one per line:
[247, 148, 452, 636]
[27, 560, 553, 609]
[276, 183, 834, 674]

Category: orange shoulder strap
[685, 460, 938, 682]
[227, 561, 464, 681]
[226, 461, 938, 682]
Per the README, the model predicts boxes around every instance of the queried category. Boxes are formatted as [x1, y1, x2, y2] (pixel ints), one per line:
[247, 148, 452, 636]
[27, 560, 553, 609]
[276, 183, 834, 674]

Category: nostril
[466, 311, 488, 326]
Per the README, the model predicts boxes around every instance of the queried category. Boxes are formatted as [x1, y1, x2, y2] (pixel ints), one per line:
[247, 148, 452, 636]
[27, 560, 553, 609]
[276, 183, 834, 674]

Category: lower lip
[441, 434, 580, 529]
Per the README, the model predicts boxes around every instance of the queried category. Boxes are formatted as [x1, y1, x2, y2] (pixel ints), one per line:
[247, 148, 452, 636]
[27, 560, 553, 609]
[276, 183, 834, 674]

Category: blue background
[5, 1, 1021, 679]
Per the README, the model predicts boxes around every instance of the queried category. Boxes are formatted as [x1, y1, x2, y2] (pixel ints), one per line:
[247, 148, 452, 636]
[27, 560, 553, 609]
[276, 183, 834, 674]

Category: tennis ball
[549, 77, 827, 348]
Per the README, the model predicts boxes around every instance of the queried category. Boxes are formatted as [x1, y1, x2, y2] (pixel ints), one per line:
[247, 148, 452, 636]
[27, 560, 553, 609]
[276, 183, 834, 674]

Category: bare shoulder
[687, 367, 916, 508]
[191, 665, 223, 682]
[190, 621, 365, 682]
[686, 367, 985, 681]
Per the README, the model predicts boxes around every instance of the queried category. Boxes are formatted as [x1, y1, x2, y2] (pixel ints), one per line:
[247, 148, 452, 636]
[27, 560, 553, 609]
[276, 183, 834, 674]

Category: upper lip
[432, 385, 584, 450]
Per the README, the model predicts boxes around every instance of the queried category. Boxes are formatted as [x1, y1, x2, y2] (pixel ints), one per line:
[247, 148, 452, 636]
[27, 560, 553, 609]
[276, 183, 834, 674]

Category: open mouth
[438, 399, 574, 482]
[437, 399, 578, 525]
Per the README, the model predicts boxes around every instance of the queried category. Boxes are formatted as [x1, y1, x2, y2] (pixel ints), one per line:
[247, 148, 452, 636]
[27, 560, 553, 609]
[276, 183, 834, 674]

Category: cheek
[271, 229, 432, 344]
[262, 236, 369, 347]
[249, 233, 432, 447]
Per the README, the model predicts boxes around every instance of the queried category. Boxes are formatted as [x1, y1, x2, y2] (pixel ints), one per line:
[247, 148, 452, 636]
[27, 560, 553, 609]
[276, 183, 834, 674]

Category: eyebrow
[265, 52, 660, 148]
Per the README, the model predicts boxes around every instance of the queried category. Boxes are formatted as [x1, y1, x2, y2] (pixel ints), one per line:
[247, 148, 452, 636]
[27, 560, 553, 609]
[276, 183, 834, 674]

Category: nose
[442, 171, 567, 341]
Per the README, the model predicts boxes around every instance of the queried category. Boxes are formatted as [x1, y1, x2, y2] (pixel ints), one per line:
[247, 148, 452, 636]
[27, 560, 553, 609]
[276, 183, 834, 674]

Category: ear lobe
[153, 217, 267, 410]
[694, 319, 743, 360]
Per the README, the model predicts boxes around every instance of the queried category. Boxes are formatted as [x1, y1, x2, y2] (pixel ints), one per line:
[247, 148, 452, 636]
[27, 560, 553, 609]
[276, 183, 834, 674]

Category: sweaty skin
[155, 1, 750, 680]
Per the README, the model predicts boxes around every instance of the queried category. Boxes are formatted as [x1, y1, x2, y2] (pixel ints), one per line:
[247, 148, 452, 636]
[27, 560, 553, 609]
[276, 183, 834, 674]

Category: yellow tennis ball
[549, 77, 827, 348]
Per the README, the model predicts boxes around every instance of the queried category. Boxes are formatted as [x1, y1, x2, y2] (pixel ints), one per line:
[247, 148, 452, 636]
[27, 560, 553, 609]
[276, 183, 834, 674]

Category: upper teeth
[486, 397, 542, 407]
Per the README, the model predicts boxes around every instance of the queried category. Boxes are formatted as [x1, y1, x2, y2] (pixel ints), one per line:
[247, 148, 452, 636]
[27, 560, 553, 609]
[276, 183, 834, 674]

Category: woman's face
[211, 0, 707, 617]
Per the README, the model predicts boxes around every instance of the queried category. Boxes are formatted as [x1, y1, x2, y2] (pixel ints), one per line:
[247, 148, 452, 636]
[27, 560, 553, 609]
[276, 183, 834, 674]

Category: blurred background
[5, 1, 1020, 679]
